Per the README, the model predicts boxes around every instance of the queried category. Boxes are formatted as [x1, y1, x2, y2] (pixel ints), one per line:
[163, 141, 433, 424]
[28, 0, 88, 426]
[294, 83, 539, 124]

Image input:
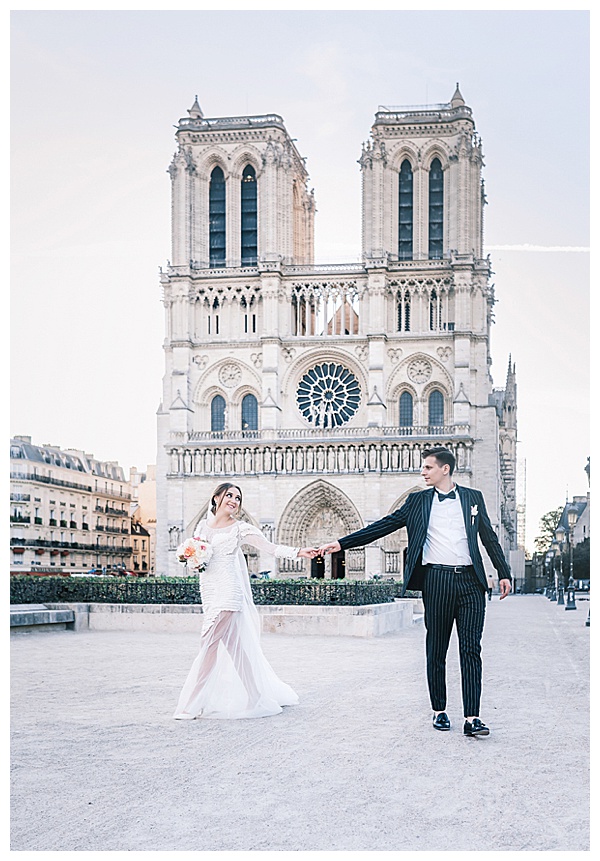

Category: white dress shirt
[422, 486, 473, 566]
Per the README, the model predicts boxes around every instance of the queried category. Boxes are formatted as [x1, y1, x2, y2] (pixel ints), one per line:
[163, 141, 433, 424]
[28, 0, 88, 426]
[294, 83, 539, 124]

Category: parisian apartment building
[156, 85, 519, 580]
[130, 465, 157, 575]
[10, 436, 133, 575]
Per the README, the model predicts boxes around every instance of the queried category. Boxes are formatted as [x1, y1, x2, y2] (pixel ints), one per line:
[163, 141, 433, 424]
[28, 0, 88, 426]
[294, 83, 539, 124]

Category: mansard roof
[10, 437, 87, 472]
[9, 436, 126, 480]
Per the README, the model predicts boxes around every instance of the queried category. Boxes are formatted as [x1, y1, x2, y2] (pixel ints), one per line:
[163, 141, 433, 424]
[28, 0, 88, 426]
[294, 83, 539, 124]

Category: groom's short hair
[422, 447, 456, 475]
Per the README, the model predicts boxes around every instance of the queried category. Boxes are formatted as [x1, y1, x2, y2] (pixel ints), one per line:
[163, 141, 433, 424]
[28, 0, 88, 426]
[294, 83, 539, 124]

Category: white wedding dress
[173, 516, 300, 720]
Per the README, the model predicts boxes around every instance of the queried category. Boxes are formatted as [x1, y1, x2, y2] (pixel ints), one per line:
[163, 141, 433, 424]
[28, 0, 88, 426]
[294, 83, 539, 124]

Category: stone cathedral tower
[156, 86, 518, 580]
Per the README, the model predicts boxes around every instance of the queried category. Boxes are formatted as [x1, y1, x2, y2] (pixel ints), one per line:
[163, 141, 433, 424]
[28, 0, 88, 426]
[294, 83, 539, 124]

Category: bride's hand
[298, 547, 319, 558]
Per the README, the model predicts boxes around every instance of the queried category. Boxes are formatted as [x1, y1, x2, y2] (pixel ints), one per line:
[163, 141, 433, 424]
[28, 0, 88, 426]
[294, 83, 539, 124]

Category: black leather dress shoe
[463, 718, 490, 737]
[433, 712, 451, 731]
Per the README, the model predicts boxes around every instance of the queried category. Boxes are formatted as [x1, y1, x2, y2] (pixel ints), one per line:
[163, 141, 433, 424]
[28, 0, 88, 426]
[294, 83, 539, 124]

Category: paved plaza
[10, 594, 589, 852]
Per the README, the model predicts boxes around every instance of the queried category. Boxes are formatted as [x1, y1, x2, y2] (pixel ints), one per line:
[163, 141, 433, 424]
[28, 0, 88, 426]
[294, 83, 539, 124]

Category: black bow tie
[437, 490, 456, 501]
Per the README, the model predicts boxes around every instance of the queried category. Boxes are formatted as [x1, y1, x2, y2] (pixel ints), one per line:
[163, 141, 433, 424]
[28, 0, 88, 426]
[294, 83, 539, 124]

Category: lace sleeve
[238, 522, 299, 559]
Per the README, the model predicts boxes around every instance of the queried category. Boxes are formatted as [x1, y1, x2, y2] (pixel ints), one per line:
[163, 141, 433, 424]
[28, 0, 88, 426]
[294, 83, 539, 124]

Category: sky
[10, 6, 590, 553]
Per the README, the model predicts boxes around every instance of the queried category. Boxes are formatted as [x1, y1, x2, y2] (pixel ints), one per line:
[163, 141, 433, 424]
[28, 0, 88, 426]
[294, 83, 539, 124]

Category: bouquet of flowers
[176, 537, 213, 572]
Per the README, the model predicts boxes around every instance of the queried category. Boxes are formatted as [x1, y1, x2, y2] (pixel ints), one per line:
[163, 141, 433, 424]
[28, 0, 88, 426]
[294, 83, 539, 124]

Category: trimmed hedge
[9, 575, 416, 606]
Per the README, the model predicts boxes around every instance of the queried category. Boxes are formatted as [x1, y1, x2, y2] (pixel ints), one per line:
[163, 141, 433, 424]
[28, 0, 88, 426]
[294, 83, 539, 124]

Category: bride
[173, 482, 316, 720]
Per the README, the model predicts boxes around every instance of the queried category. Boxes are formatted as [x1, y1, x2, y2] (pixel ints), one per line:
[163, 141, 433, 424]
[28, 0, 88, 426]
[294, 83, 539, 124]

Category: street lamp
[567, 509, 577, 585]
[564, 508, 578, 611]
[551, 536, 564, 605]
[545, 550, 556, 600]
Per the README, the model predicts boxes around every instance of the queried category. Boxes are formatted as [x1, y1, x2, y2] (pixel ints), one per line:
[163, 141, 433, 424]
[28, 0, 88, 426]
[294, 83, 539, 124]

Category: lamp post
[551, 537, 564, 605]
[565, 508, 578, 611]
[545, 550, 556, 600]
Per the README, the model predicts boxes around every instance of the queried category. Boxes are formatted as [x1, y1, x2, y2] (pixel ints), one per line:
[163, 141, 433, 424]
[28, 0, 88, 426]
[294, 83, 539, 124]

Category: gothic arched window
[397, 293, 411, 332]
[429, 289, 442, 331]
[241, 165, 257, 265]
[211, 394, 226, 431]
[398, 160, 413, 260]
[428, 390, 444, 428]
[428, 158, 444, 260]
[399, 392, 413, 428]
[209, 166, 226, 268]
[241, 394, 258, 431]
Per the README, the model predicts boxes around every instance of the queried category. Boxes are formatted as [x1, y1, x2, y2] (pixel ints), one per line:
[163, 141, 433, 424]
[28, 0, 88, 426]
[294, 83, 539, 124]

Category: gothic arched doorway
[277, 480, 365, 578]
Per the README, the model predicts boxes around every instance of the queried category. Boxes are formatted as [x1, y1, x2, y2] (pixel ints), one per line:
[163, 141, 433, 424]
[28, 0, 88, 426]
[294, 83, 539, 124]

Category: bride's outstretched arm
[238, 523, 317, 558]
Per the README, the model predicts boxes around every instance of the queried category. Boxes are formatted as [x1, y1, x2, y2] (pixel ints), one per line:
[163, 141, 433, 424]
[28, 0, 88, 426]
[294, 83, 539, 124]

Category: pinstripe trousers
[421, 565, 487, 717]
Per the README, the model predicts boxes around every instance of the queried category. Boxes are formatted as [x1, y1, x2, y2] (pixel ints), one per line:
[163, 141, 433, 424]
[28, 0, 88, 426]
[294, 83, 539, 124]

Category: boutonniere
[471, 504, 478, 526]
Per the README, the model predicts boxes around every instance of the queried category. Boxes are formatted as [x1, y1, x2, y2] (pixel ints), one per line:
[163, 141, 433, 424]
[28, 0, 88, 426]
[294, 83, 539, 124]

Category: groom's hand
[318, 541, 341, 555]
[499, 578, 512, 599]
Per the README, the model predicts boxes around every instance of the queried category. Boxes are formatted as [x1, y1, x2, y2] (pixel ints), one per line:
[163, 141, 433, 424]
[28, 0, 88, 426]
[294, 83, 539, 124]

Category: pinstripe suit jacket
[338, 485, 512, 596]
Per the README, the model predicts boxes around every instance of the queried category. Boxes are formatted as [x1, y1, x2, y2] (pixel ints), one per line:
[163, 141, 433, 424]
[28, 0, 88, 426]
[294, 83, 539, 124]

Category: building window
[241, 165, 257, 265]
[399, 392, 413, 427]
[429, 289, 443, 331]
[211, 395, 226, 431]
[207, 296, 220, 335]
[241, 394, 258, 431]
[397, 294, 411, 332]
[398, 160, 413, 260]
[296, 363, 361, 428]
[209, 166, 226, 268]
[241, 296, 258, 335]
[428, 158, 444, 260]
[428, 390, 444, 427]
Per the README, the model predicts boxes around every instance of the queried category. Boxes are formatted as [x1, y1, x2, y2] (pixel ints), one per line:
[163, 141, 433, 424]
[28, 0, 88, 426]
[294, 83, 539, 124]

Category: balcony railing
[10, 515, 30, 524]
[10, 472, 93, 492]
[10, 537, 132, 553]
[179, 425, 469, 444]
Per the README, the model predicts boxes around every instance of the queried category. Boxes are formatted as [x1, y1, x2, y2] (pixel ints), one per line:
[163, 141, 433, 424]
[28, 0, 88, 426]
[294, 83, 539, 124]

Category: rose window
[296, 363, 361, 428]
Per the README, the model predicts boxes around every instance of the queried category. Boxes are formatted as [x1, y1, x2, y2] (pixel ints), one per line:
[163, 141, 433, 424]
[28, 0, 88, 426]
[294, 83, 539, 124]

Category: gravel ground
[10, 594, 589, 853]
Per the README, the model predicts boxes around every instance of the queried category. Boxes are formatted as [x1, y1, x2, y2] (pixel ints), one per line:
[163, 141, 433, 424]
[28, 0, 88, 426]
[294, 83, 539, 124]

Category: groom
[318, 447, 512, 737]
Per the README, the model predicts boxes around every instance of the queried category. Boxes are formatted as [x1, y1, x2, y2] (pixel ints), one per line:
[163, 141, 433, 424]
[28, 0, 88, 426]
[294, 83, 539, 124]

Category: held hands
[317, 540, 341, 556]
[499, 578, 512, 599]
[296, 542, 342, 559]
[298, 548, 320, 559]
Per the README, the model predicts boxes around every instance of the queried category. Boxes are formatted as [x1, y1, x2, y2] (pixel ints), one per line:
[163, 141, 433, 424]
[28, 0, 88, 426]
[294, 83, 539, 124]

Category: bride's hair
[210, 482, 243, 516]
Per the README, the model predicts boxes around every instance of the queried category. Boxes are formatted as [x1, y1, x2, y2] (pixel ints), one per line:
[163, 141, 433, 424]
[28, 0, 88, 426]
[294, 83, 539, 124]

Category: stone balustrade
[166, 435, 472, 477]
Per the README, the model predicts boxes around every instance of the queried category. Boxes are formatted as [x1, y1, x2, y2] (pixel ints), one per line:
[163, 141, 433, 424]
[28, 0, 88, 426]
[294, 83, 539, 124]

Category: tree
[572, 537, 590, 582]
[557, 537, 590, 586]
[534, 508, 563, 554]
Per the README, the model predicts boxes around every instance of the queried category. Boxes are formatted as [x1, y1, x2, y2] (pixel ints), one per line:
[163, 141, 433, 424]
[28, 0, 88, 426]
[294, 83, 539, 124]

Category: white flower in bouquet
[176, 537, 213, 572]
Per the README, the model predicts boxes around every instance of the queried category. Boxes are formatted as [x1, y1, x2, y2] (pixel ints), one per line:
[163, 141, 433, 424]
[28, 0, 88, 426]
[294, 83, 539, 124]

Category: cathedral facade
[156, 86, 517, 580]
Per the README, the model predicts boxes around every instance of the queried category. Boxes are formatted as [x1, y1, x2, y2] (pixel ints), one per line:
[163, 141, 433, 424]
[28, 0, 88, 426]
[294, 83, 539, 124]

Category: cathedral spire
[451, 83, 465, 108]
[187, 95, 204, 120]
[505, 355, 517, 403]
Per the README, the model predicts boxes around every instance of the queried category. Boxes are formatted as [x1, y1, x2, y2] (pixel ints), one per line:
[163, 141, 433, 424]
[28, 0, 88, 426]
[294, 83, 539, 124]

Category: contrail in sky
[485, 244, 589, 252]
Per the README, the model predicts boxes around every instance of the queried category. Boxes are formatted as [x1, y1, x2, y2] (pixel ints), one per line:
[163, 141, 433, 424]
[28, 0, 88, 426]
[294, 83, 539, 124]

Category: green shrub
[9, 576, 417, 606]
